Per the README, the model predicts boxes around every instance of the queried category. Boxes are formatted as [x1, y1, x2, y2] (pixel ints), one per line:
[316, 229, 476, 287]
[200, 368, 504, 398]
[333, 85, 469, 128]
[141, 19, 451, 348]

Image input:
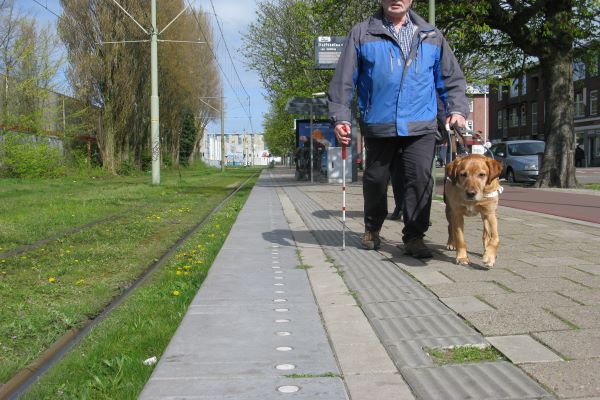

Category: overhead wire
[185, 0, 255, 133]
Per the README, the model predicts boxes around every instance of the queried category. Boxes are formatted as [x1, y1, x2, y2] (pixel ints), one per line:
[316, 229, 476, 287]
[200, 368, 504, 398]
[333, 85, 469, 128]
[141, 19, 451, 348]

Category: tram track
[0, 171, 259, 400]
[0, 175, 229, 260]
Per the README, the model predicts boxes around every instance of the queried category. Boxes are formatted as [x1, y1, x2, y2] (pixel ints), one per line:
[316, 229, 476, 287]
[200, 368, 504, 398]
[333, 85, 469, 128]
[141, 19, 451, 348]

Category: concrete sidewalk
[142, 167, 600, 400]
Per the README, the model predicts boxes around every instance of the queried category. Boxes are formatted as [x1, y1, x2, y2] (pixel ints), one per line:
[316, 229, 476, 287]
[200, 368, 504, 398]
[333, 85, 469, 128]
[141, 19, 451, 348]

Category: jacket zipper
[389, 48, 394, 72]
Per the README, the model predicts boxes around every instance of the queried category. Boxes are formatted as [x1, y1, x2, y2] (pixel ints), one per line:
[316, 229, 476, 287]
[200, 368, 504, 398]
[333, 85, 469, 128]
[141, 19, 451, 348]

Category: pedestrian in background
[389, 165, 404, 220]
[327, 0, 469, 258]
[575, 144, 585, 168]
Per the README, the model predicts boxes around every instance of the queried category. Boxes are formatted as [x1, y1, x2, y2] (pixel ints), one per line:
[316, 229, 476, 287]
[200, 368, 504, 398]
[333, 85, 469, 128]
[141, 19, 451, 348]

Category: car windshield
[507, 142, 545, 156]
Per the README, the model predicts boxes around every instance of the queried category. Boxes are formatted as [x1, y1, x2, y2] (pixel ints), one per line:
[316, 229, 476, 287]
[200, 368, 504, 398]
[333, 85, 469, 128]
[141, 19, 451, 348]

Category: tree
[243, 0, 339, 155]
[0, 1, 63, 134]
[434, 0, 600, 188]
[59, 1, 220, 172]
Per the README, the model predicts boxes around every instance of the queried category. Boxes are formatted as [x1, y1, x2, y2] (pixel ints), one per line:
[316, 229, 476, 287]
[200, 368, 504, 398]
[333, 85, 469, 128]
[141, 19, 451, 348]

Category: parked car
[489, 140, 545, 183]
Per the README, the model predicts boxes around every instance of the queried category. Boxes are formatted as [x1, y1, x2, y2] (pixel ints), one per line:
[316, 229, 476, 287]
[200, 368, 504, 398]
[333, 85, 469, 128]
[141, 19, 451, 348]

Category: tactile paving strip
[284, 185, 554, 399]
[401, 362, 555, 400]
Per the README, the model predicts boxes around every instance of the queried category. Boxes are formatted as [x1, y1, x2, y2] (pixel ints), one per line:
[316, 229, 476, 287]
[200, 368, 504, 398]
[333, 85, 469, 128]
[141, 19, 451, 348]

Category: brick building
[488, 55, 600, 166]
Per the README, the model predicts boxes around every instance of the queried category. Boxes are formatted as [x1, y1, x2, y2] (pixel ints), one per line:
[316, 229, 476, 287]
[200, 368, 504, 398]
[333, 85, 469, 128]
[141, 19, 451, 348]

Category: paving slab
[487, 335, 562, 363]
[439, 267, 520, 283]
[521, 359, 600, 399]
[440, 295, 495, 313]
[519, 256, 595, 267]
[371, 314, 477, 344]
[479, 291, 581, 310]
[533, 329, 600, 360]
[362, 299, 453, 319]
[495, 277, 588, 293]
[427, 281, 511, 297]
[401, 362, 554, 400]
[572, 264, 600, 275]
[558, 288, 600, 305]
[344, 373, 415, 400]
[461, 309, 574, 336]
[141, 376, 348, 400]
[505, 265, 593, 280]
[550, 305, 600, 329]
[408, 270, 454, 285]
[567, 275, 600, 289]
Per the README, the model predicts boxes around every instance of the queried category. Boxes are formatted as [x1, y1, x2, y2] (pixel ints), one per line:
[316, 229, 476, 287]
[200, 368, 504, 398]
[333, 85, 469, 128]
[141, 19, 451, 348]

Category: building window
[469, 98, 474, 113]
[521, 76, 527, 95]
[467, 120, 474, 131]
[532, 76, 540, 91]
[573, 60, 586, 81]
[521, 104, 527, 126]
[498, 84, 503, 101]
[497, 110, 503, 130]
[590, 57, 599, 77]
[531, 102, 538, 134]
[590, 90, 598, 115]
[503, 109, 509, 133]
[510, 79, 519, 98]
[510, 107, 519, 127]
[575, 92, 585, 117]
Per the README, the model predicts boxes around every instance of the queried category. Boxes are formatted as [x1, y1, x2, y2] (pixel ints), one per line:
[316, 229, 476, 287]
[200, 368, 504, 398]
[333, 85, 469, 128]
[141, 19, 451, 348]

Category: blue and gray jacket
[327, 10, 469, 138]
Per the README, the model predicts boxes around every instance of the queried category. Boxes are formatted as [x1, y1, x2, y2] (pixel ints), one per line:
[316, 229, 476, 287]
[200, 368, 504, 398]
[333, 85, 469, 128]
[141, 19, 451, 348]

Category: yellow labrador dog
[444, 154, 503, 268]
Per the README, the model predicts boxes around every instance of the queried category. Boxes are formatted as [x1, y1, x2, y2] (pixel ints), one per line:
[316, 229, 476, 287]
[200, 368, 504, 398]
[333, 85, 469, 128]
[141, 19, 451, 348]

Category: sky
[20, 0, 268, 135]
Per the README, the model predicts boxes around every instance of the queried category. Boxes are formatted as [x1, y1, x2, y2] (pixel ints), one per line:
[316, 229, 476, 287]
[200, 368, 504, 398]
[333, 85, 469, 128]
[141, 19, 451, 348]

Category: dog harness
[483, 186, 504, 198]
[445, 176, 504, 198]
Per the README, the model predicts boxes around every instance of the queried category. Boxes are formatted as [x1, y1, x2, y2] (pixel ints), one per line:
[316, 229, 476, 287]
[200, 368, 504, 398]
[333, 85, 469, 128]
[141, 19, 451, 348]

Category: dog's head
[446, 154, 503, 201]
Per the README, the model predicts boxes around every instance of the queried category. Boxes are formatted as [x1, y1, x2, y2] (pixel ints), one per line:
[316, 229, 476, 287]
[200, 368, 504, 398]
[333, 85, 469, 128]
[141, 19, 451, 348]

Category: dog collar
[484, 186, 504, 198]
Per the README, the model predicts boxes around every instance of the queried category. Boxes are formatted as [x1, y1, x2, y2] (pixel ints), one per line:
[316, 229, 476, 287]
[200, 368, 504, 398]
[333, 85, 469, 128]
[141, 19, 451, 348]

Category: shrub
[0, 133, 65, 178]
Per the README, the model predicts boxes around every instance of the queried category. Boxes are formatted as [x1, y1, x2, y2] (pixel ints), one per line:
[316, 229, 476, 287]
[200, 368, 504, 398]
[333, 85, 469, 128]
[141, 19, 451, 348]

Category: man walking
[327, 0, 468, 258]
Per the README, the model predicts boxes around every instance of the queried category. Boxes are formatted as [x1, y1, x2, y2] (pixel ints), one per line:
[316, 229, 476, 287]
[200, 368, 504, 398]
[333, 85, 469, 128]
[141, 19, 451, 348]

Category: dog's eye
[478, 172, 486, 178]
[460, 172, 468, 177]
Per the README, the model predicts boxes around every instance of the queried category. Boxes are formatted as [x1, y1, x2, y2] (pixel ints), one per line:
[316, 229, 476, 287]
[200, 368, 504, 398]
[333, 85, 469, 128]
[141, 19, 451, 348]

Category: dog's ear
[486, 158, 503, 184]
[445, 158, 462, 183]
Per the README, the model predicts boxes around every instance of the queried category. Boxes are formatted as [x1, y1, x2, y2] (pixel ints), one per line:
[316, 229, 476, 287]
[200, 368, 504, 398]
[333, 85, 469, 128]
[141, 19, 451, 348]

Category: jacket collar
[367, 9, 435, 37]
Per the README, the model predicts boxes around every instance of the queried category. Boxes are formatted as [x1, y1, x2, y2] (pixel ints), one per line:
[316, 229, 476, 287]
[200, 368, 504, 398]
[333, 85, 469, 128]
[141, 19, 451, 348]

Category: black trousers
[363, 134, 435, 243]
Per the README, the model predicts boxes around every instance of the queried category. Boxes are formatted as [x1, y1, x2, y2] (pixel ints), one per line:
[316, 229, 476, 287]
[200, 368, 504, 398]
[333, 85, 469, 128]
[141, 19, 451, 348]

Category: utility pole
[221, 89, 225, 172]
[150, 0, 160, 185]
[429, 0, 435, 24]
[107, 0, 202, 185]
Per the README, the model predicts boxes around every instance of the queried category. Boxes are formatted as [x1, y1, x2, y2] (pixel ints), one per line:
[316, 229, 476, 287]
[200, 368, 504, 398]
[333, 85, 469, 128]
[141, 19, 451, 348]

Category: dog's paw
[446, 242, 456, 250]
[455, 257, 470, 265]
[482, 254, 496, 268]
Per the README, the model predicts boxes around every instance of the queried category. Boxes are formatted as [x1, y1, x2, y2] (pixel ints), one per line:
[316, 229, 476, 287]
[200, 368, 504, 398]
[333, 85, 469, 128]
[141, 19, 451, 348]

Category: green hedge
[0, 133, 65, 178]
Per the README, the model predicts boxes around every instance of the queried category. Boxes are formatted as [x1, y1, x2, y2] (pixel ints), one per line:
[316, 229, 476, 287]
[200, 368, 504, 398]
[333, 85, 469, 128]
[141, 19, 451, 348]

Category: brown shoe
[404, 237, 433, 258]
[361, 230, 381, 250]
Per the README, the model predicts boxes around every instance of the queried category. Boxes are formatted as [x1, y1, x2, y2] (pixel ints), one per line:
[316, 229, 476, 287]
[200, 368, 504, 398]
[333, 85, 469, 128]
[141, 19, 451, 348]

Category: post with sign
[313, 36, 357, 182]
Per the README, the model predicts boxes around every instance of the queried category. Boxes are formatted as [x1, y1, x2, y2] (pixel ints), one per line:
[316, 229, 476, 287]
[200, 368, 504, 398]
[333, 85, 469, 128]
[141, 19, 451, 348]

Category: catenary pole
[150, 0, 160, 185]
[221, 88, 225, 172]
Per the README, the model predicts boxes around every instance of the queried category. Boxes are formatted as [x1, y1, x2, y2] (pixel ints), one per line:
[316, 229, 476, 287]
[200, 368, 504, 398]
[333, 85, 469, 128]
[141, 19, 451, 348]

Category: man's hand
[335, 123, 351, 145]
[446, 114, 466, 129]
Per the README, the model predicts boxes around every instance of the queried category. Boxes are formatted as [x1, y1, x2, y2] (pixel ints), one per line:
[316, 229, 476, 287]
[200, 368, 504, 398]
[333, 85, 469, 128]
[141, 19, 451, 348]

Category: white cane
[342, 142, 346, 250]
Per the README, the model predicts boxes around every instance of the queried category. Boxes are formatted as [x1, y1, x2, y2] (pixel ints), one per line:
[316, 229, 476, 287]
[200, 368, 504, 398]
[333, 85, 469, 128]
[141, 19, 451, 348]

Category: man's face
[381, 0, 412, 19]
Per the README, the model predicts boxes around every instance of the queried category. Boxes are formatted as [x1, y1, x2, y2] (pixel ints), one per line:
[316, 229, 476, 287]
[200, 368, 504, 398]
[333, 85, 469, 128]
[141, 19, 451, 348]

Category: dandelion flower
[184, 265, 192, 270]
[172, 290, 180, 296]
[48, 277, 56, 283]
[176, 271, 182, 276]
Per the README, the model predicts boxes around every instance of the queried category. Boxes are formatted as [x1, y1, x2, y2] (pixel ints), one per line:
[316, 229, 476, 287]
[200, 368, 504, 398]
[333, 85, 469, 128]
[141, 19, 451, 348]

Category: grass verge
[583, 183, 600, 190]
[425, 345, 505, 365]
[19, 184, 252, 399]
[0, 166, 258, 385]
